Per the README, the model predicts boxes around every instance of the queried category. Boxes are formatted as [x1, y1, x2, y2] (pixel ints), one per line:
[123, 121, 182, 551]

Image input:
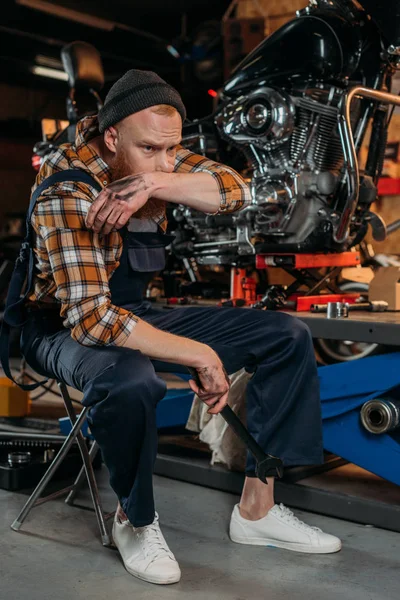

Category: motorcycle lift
[319, 353, 400, 487]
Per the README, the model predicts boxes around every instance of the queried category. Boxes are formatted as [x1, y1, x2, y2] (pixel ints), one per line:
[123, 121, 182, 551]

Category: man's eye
[144, 146, 154, 153]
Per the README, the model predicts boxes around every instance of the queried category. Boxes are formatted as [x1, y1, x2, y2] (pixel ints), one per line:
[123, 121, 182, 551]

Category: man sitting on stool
[21, 70, 341, 586]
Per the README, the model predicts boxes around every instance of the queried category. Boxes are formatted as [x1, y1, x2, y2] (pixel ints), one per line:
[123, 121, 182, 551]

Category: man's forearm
[150, 172, 221, 214]
[121, 318, 213, 368]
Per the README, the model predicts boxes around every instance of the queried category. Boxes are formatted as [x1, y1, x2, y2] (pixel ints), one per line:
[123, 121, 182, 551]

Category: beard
[110, 147, 165, 220]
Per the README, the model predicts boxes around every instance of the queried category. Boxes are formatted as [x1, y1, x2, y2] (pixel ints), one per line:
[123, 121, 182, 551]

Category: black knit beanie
[98, 69, 186, 132]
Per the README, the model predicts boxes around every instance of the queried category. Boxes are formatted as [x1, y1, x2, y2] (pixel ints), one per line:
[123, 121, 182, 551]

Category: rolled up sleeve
[34, 192, 138, 347]
[174, 146, 251, 214]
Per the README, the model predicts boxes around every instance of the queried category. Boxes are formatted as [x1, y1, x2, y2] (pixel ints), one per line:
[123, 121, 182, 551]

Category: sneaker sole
[230, 533, 342, 554]
[124, 563, 181, 585]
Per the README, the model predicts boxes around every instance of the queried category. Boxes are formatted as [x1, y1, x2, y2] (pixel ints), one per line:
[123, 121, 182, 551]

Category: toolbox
[0, 435, 101, 491]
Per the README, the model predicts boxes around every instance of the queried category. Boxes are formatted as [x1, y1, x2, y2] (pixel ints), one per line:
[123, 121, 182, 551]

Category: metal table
[296, 310, 400, 345]
[154, 309, 400, 533]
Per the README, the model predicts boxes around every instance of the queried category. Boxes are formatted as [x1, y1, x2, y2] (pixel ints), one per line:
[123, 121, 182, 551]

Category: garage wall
[0, 138, 37, 222]
[0, 82, 66, 222]
[237, 0, 308, 35]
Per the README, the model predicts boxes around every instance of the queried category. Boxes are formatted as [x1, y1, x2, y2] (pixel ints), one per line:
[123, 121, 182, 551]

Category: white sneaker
[229, 503, 342, 554]
[112, 512, 181, 584]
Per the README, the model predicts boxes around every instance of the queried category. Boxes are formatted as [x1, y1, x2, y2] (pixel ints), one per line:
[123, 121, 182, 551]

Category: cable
[29, 378, 58, 401]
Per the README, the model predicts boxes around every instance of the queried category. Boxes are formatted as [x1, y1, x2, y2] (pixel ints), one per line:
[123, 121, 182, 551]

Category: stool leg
[59, 382, 111, 547]
[65, 440, 99, 505]
[11, 407, 88, 532]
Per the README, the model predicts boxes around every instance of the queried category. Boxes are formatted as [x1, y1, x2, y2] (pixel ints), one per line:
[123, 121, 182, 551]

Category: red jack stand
[220, 268, 257, 307]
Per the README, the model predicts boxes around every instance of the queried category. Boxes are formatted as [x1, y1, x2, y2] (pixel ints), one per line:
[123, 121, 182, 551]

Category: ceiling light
[31, 65, 68, 81]
[167, 45, 180, 59]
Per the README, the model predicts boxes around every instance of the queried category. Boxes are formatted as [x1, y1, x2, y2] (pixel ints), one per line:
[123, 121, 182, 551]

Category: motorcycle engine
[174, 85, 361, 264]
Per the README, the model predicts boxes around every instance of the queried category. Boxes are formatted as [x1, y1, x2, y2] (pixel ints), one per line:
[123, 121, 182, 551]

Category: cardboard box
[0, 378, 29, 417]
[369, 267, 400, 310]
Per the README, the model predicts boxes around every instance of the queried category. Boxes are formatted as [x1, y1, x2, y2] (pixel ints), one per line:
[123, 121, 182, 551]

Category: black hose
[365, 106, 389, 183]
[376, 126, 388, 183]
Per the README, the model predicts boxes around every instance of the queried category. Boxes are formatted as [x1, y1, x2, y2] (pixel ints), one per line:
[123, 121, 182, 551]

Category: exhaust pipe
[360, 398, 400, 434]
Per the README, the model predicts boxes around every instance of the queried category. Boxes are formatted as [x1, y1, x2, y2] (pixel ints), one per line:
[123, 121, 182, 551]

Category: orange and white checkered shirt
[28, 115, 250, 347]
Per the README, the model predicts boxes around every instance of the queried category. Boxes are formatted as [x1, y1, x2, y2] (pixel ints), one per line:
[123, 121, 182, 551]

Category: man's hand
[188, 356, 230, 415]
[85, 174, 152, 234]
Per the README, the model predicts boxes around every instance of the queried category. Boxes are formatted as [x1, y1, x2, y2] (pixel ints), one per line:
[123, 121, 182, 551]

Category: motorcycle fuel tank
[224, 13, 361, 95]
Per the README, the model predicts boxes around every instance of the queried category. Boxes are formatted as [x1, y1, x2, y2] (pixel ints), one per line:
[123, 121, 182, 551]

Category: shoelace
[138, 520, 171, 563]
[277, 504, 322, 533]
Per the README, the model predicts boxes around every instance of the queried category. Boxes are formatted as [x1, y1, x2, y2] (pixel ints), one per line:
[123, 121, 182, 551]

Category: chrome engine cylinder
[360, 398, 400, 434]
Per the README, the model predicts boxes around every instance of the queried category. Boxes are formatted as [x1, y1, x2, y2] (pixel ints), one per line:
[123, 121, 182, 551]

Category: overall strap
[0, 169, 102, 391]
[27, 169, 102, 224]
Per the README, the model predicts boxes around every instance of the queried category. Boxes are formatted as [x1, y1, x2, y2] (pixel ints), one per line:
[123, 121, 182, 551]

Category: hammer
[188, 368, 283, 484]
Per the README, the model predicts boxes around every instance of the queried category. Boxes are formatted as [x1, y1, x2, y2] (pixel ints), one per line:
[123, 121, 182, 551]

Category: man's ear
[104, 126, 119, 154]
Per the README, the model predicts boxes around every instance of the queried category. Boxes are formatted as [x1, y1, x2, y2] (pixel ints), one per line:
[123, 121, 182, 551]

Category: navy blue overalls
[0, 170, 323, 527]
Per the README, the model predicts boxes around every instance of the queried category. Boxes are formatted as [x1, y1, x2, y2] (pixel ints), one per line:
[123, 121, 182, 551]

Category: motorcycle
[174, 0, 400, 268]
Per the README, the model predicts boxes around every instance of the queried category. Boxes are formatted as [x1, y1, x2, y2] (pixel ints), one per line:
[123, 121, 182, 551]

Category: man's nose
[156, 152, 174, 173]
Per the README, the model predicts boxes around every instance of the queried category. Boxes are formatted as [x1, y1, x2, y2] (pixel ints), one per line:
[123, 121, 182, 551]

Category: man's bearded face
[108, 107, 182, 219]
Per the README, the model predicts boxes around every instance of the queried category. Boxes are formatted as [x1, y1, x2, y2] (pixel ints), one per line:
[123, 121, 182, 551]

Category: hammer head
[255, 455, 284, 484]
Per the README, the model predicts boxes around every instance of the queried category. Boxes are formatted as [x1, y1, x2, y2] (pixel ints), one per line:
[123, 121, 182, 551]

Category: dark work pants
[21, 306, 323, 527]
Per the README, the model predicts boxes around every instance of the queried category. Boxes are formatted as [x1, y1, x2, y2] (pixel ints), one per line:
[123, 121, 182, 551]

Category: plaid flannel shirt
[27, 115, 250, 347]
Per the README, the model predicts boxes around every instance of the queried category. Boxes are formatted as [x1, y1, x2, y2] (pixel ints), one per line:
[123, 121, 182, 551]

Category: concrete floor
[1, 469, 399, 600]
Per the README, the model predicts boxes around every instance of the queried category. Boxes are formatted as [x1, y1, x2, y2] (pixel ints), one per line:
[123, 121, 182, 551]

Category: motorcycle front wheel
[313, 282, 381, 364]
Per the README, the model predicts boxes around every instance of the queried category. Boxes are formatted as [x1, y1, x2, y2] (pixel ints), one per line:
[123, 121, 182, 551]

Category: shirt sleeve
[174, 145, 251, 214]
[32, 187, 138, 347]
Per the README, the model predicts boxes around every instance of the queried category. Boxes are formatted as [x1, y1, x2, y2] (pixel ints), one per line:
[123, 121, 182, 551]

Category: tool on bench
[326, 301, 349, 319]
[344, 300, 388, 312]
[188, 368, 284, 483]
[311, 300, 388, 317]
